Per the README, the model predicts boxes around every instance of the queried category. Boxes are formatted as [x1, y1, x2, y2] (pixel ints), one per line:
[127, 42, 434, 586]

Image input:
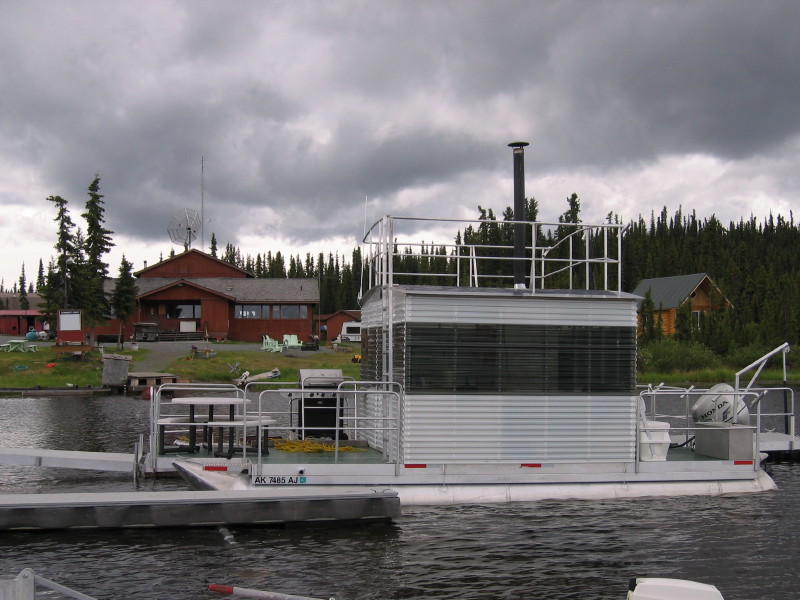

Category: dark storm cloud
[532, 2, 800, 166]
[1, 0, 799, 282]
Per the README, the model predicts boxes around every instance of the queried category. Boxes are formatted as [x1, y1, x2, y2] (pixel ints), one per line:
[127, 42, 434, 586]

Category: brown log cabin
[631, 273, 732, 337]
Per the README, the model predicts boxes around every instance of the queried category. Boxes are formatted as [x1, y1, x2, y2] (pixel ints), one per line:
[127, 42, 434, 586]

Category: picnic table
[1, 339, 38, 352]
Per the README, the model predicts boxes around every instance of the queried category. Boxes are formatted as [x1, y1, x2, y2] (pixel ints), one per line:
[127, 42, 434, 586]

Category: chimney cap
[508, 141, 529, 149]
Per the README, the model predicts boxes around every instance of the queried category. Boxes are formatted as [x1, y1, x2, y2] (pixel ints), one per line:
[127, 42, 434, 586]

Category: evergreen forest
[5, 188, 799, 370]
[215, 196, 800, 361]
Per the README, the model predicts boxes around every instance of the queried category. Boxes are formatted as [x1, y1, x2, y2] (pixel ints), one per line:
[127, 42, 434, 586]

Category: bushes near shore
[638, 338, 792, 384]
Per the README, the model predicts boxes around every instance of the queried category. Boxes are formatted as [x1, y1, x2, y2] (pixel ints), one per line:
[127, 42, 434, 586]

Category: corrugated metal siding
[403, 394, 636, 463]
[360, 286, 639, 464]
[360, 300, 384, 382]
[406, 294, 637, 327]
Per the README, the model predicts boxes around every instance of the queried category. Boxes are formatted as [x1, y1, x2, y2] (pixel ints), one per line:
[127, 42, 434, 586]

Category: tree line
[7, 185, 799, 354]
[207, 191, 800, 354]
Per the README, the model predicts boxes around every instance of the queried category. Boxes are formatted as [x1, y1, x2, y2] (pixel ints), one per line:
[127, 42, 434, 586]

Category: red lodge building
[97, 249, 319, 343]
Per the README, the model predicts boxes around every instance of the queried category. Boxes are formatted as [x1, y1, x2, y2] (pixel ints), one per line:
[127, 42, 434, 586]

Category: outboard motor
[691, 383, 750, 426]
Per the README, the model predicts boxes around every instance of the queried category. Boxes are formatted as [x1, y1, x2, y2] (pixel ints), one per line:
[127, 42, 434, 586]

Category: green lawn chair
[261, 334, 282, 352]
[282, 334, 303, 349]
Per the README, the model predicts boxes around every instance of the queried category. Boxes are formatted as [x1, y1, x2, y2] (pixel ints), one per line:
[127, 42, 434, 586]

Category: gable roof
[631, 273, 709, 309]
[135, 249, 254, 278]
[0, 292, 43, 311]
[135, 279, 236, 301]
[105, 277, 319, 303]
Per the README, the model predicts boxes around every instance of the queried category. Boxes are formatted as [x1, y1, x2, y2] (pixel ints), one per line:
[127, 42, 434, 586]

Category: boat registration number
[253, 476, 307, 485]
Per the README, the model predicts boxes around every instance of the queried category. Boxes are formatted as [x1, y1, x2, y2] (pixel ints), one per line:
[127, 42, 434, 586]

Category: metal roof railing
[362, 215, 625, 294]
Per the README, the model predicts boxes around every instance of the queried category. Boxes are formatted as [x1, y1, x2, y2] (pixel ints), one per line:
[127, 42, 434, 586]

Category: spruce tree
[110, 256, 138, 348]
[209, 232, 218, 257]
[81, 174, 115, 341]
[36, 259, 45, 291]
[45, 194, 77, 314]
[18, 264, 29, 311]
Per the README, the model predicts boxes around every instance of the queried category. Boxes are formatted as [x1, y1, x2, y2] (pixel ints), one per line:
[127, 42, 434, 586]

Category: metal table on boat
[170, 397, 250, 457]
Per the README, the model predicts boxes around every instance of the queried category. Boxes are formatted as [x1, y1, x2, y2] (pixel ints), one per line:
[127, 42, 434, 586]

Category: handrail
[734, 342, 792, 439]
[637, 383, 798, 469]
[239, 380, 402, 477]
[362, 215, 624, 293]
[734, 342, 790, 393]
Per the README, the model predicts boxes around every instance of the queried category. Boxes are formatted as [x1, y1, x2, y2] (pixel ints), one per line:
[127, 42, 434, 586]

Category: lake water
[0, 394, 798, 600]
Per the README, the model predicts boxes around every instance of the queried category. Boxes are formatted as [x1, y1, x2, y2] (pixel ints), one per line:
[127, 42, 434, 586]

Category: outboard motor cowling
[691, 383, 750, 426]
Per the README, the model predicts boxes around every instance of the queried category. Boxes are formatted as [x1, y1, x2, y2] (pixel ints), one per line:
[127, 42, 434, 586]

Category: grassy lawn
[161, 346, 362, 384]
[0, 343, 795, 389]
[0, 344, 363, 389]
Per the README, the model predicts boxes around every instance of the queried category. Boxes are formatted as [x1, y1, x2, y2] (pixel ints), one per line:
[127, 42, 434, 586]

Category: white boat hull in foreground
[172, 456, 776, 506]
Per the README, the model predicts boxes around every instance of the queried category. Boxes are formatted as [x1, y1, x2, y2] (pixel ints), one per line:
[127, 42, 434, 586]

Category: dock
[0, 489, 400, 530]
[0, 386, 112, 398]
[0, 447, 138, 473]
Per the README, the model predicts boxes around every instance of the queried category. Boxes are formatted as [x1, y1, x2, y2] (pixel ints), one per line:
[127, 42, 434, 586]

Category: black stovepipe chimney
[508, 141, 529, 289]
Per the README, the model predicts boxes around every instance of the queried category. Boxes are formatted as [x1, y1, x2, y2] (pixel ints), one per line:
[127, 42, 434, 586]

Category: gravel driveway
[124, 341, 264, 372]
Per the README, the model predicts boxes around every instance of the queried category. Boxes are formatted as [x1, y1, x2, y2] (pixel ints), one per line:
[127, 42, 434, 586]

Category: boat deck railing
[240, 379, 402, 477]
[149, 380, 402, 470]
[637, 343, 795, 465]
[362, 215, 624, 293]
[638, 383, 795, 463]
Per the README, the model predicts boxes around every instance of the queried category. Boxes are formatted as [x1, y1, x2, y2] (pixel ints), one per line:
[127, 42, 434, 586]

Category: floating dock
[0, 447, 138, 473]
[0, 387, 111, 398]
[0, 489, 400, 530]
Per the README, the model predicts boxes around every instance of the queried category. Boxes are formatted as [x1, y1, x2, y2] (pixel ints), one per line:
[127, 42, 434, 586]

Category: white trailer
[340, 321, 362, 342]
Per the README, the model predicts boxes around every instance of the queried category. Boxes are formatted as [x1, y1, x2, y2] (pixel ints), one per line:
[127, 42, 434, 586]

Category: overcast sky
[2, 0, 798, 288]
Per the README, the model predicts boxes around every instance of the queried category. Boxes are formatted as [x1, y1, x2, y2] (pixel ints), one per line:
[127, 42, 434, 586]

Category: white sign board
[58, 309, 82, 331]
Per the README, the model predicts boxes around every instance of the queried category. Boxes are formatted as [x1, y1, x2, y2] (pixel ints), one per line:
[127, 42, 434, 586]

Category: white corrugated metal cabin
[357, 214, 638, 465]
[360, 284, 640, 464]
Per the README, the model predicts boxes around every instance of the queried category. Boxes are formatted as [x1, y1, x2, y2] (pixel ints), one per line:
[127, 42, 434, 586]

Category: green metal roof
[631, 273, 708, 309]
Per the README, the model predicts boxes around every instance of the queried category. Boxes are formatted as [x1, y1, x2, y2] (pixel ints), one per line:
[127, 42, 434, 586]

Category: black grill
[296, 369, 348, 440]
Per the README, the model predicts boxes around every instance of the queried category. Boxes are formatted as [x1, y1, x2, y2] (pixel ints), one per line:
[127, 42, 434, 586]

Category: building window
[235, 304, 271, 319]
[234, 304, 307, 320]
[277, 305, 307, 319]
[167, 303, 201, 319]
[235, 305, 263, 319]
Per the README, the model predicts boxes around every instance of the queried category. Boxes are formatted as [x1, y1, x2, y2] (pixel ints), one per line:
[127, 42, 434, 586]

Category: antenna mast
[200, 155, 205, 250]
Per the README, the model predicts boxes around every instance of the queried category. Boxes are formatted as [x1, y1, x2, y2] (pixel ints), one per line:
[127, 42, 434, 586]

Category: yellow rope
[273, 439, 367, 453]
